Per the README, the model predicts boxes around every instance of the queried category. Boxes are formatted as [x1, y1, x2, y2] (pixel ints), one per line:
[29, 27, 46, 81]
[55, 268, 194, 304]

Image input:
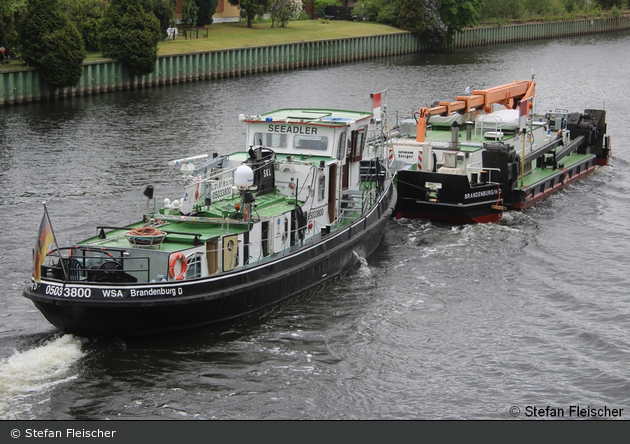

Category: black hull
[24, 183, 396, 337]
[395, 147, 602, 222]
[508, 158, 596, 210]
[395, 170, 503, 224]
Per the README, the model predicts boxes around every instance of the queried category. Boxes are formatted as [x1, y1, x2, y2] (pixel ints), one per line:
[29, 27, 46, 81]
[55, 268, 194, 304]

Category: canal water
[1, 31, 629, 420]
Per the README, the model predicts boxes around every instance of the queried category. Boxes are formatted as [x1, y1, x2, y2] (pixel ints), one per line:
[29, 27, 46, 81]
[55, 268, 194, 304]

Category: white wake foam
[0, 335, 85, 419]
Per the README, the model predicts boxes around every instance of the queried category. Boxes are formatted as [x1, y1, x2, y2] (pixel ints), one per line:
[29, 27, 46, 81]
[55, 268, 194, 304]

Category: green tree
[375, 0, 399, 24]
[353, 0, 402, 25]
[180, 0, 198, 27]
[438, 0, 483, 34]
[270, 0, 302, 27]
[397, 0, 425, 35]
[1, 0, 26, 58]
[0, 18, 8, 60]
[227, 0, 271, 28]
[312, 0, 339, 19]
[18, 0, 86, 87]
[196, 0, 218, 26]
[424, 0, 446, 42]
[59, 0, 108, 52]
[143, 0, 174, 37]
[480, 0, 525, 21]
[98, 0, 161, 77]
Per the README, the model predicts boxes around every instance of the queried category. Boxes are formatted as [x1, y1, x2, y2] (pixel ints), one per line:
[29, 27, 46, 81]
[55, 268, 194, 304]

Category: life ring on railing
[168, 252, 188, 280]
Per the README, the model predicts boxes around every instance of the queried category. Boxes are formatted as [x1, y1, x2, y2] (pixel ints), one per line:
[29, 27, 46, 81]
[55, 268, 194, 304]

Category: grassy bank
[155, 20, 404, 56]
[0, 20, 403, 68]
[3, 13, 628, 68]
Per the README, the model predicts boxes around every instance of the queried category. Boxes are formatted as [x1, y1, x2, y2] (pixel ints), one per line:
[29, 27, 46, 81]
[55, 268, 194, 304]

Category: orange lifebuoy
[168, 252, 188, 280]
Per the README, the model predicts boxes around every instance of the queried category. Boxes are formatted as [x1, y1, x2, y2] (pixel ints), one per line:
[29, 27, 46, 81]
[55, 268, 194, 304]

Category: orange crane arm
[415, 80, 536, 142]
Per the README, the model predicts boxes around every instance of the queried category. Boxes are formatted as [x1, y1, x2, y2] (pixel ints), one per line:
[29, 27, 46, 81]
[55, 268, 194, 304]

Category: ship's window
[336, 131, 347, 160]
[253, 132, 287, 148]
[186, 253, 203, 279]
[318, 174, 326, 201]
[350, 126, 367, 161]
[444, 152, 457, 168]
[457, 154, 465, 169]
[294, 135, 328, 151]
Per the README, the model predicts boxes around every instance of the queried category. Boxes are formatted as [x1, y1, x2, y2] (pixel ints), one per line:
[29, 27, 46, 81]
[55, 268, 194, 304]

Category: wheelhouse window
[318, 175, 326, 201]
[350, 126, 367, 161]
[186, 253, 203, 279]
[444, 151, 465, 169]
[294, 135, 328, 151]
[253, 132, 288, 148]
[336, 131, 347, 160]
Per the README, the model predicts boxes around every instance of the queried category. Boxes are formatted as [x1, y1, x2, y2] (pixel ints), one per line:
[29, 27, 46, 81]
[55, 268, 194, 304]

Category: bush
[195, 0, 219, 27]
[353, 0, 380, 21]
[80, 18, 100, 51]
[312, 0, 339, 18]
[271, 0, 302, 27]
[59, 0, 108, 52]
[180, 0, 198, 27]
[397, 0, 425, 35]
[146, 0, 175, 35]
[38, 26, 86, 86]
[376, 1, 400, 26]
[19, 0, 87, 87]
[98, 0, 161, 77]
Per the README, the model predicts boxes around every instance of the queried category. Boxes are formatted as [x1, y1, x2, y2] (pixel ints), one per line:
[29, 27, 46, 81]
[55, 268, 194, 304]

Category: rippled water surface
[1, 32, 629, 420]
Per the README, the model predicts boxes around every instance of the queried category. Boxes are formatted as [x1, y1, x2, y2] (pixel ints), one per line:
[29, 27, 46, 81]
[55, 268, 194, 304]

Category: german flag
[33, 211, 54, 283]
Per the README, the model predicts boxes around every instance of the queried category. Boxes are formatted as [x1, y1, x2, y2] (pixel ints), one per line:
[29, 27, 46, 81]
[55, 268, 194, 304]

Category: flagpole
[43, 202, 68, 280]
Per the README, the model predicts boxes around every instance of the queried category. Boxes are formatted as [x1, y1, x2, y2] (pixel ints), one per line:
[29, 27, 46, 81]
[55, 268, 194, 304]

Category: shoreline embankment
[1, 16, 629, 107]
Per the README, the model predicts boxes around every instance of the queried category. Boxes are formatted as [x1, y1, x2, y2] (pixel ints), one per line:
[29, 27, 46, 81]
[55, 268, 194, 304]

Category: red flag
[519, 99, 529, 132]
[33, 211, 54, 283]
[371, 90, 386, 121]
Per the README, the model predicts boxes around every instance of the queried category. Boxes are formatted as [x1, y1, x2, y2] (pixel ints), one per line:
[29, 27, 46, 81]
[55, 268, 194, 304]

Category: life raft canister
[168, 252, 188, 280]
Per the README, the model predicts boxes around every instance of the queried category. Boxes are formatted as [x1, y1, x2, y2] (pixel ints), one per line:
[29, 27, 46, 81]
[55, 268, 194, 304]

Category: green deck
[77, 148, 376, 254]
[424, 126, 594, 190]
[517, 152, 595, 188]
[426, 126, 509, 146]
[78, 190, 300, 253]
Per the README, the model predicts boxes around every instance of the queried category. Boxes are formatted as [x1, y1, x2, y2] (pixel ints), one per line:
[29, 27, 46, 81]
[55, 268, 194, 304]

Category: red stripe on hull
[511, 165, 595, 210]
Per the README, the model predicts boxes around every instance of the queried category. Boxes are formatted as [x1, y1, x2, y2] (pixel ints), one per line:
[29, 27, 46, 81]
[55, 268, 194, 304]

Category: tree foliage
[312, 0, 339, 19]
[397, 0, 425, 35]
[424, 0, 446, 42]
[227, 0, 271, 28]
[353, 0, 393, 23]
[0, 0, 26, 58]
[438, 0, 482, 33]
[196, 0, 218, 27]
[98, 0, 161, 77]
[270, 0, 302, 27]
[143, 0, 174, 37]
[180, 0, 197, 27]
[58, 0, 107, 52]
[18, 0, 86, 87]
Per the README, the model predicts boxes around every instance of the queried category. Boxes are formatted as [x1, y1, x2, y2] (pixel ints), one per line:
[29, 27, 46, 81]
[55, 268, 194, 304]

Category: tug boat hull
[27, 186, 394, 336]
[23, 98, 395, 336]
[391, 81, 611, 224]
